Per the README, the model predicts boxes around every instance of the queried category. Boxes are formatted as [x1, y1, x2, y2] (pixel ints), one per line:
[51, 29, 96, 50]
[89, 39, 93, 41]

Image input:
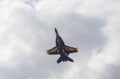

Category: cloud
[0, 0, 120, 79]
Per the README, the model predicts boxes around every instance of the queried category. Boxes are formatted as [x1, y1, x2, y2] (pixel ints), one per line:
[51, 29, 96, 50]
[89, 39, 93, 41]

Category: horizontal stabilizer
[57, 57, 63, 63]
[66, 57, 74, 62]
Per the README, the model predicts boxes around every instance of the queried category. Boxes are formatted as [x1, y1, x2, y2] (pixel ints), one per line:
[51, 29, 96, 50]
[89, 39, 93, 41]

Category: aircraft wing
[47, 47, 60, 55]
[65, 46, 78, 53]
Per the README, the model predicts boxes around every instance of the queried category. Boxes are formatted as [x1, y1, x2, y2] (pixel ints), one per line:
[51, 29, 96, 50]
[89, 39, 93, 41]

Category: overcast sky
[0, 0, 120, 79]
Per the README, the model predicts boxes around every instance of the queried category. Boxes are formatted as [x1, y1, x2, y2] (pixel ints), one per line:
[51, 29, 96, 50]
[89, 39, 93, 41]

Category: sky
[0, 0, 120, 79]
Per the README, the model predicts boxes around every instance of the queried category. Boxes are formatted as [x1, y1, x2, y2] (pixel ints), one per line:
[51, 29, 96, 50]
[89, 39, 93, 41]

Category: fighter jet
[47, 28, 78, 63]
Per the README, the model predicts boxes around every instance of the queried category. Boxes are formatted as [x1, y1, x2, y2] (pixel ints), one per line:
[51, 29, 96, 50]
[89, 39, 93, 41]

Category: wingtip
[46, 50, 49, 54]
[76, 48, 78, 52]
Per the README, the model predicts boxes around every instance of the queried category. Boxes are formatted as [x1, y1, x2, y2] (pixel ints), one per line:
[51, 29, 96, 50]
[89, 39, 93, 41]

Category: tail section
[57, 56, 74, 63]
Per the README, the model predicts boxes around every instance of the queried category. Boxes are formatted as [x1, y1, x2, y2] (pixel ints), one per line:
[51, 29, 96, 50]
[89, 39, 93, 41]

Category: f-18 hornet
[47, 28, 78, 63]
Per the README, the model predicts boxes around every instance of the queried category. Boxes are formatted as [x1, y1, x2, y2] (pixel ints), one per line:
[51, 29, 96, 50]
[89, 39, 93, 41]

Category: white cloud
[0, 0, 120, 79]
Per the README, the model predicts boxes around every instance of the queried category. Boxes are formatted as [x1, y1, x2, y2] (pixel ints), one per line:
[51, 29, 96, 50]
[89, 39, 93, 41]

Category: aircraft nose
[55, 28, 59, 36]
[55, 28, 57, 33]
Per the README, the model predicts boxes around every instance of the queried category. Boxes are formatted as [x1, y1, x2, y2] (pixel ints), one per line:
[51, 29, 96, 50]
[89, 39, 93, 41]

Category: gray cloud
[99, 64, 120, 79]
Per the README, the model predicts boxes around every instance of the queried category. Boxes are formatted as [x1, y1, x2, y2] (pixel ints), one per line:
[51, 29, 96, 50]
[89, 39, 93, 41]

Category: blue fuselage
[56, 35, 69, 61]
